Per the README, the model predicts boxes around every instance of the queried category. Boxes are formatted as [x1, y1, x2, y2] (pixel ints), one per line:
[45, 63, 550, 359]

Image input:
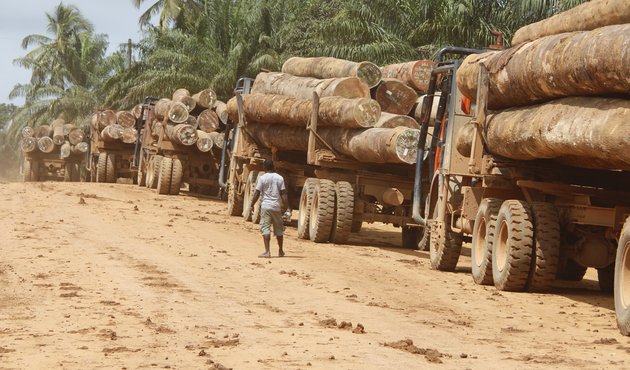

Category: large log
[71, 142, 88, 154]
[455, 97, 630, 171]
[116, 111, 136, 128]
[35, 125, 51, 139]
[101, 124, 124, 142]
[213, 100, 228, 125]
[173, 88, 196, 112]
[60, 142, 71, 159]
[22, 126, 34, 138]
[512, 0, 630, 45]
[413, 94, 440, 126]
[95, 110, 117, 130]
[225, 93, 380, 128]
[62, 123, 76, 135]
[457, 24, 630, 110]
[251, 72, 370, 100]
[208, 132, 224, 149]
[373, 78, 417, 115]
[282, 56, 382, 88]
[374, 112, 419, 129]
[381, 60, 434, 91]
[68, 128, 85, 145]
[21, 137, 37, 152]
[51, 119, 65, 145]
[192, 89, 217, 109]
[165, 124, 198, 146]
[37, 136, 55, 153]
[246, 123, 419, 164]
[196, 131, 214, 152]
[122, 127, 138, 144]
[197, 109, 220, 133]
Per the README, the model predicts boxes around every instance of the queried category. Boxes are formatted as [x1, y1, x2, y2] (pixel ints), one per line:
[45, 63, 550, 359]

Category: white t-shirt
[256, 172, 286, 212]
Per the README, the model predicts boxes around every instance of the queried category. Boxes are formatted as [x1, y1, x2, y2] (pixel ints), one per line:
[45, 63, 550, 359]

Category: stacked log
[282, 56, 382, 88]
[165, 124, 197, 146]
[192, 89, 217, 109]
[21, 122, 89, 159]
[381, 60, 434, 91]
[116, 111, 136, 128]
[213, 101, 228, 125]
[375, 112, 419, 129]
[209, 132, 224, 149]
[197, 109, 221, 133]
[173, 88, 196, 112]
[373, 78, 417, 115]
[196, 131, 214, 152]
[456, 3, 630, 171]
[251, 72, 371, 100]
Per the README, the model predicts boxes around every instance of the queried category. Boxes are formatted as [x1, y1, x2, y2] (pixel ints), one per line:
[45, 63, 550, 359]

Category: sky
[0, 0, 153, 105]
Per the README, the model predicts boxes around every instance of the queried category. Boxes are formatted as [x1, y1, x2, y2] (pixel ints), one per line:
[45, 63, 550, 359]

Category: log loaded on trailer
[21, 120, 88, 182]
[223, 57, 437, 246]
[136, 89, 227, 196]
[414, 0, 630, 335]
[89, 108, 141, 183]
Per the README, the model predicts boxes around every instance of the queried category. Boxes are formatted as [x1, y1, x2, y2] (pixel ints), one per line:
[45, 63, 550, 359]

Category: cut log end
[355, 61, 382, 88]
[394, 128, 420, 164]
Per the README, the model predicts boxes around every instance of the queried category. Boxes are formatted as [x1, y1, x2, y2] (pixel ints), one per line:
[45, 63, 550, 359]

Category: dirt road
[1, 182, 628, 369]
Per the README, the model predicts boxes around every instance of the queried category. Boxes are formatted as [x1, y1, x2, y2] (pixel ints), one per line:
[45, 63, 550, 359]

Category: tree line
[0, 0, 585, 179]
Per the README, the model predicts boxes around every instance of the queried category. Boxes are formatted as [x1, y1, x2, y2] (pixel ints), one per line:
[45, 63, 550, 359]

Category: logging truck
[89, 109, 139, 184]
[135, 99, 223, 196]
[222, 78, 425, 246]
[22, 150, 83, 182]
[413, 48, 630, 335]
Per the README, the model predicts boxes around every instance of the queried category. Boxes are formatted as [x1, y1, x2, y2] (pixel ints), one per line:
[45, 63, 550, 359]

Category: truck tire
[297, 178, 317, 239]
[31, 161, 39, 182]
[23, 161, 32, 182]
[97, 153, 115, 183]
[416, 195, 433, 251]
[492, 200, 535, 291]
[252, 173, 263, 224]
[528, 202, 561, 292]
[556, 258, 588, 281]
[157, 157, 173, 195]
[169, 158, 183, 195]
[429, 222, 463, 271]
[330, 181, 354, 244]
[64, 162, 74, 182]
[309, 179, 336, 243]
[471, 198, 503, 285]
[72, 164, 80, 182]
[227, 183, 244, 216]
[598, 263, 615, 293]
[615, 216, 630, 335]
[351, 199, 364, 233]
[242, 171, 258, 221]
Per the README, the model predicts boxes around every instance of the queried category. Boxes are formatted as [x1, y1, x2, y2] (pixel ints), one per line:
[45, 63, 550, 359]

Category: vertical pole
[127, 39, 133, 69]
[307, 92, 319, 165]
[468, 64, 489, 174]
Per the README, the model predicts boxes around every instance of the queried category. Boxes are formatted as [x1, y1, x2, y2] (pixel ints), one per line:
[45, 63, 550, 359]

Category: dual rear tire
[156, 157, 182, 195]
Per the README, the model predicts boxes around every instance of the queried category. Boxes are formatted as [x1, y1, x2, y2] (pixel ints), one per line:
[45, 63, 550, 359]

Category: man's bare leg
[277, 235, 284, 257]
[259, 234, 271, 258]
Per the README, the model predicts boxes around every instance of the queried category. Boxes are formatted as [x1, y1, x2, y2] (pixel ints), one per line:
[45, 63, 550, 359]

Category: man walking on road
[250, 159, 289, 258]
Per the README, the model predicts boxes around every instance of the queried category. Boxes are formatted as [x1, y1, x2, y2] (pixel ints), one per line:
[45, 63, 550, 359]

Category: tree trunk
[197, 109, 220, 133]
[512, 0, 630, 45]
[101, 124, 124, 142]
[251, 72, 370, 100]
[196, 131, 214, 152]
[192, 89, 217, 109]
[68, 128, 85, 145]
[455, 97, 630, 171]
[380, 60, 434, 91]
[413, 94, 440, 126]
[226, 93, 380, 128]
[373, 78, 417, 115]
[213, 100, 228, 125]
[457, 24, 630, 110]
[247, 123, 419, 164]
[173, 88, 196, 112]
[165, 124, 198, 146]
[52, 119, 65, 145]
[116, 111, 136, 128]
[374, 112, 419, 129]
[37, 136, 55, 153]
[21, 137, 37, 153]
[282, 56, 382, 88]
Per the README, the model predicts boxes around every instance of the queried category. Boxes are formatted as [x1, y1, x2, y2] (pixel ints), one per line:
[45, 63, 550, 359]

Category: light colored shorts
[260, 209, 285, 236]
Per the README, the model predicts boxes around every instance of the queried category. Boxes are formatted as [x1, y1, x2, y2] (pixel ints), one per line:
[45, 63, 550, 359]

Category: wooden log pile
[21, 121, 89, 159]
[91, 109, 139, 145]
[456, 2, 630, 171]
[227, 56, 436, 164]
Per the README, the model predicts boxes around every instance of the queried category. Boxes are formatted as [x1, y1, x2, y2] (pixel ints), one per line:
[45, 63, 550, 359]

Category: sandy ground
[1, 182, 629, 370]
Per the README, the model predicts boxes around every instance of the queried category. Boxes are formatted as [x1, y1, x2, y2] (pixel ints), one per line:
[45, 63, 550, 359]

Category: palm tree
[132, 0, 202, 30]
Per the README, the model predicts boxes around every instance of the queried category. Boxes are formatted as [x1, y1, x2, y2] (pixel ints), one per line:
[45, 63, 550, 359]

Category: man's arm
[281, 189, 289, 212]
[250, 190, 261, 210]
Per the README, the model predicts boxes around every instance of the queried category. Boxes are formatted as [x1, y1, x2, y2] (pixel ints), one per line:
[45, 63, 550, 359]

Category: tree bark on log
[374, 112, 419, 129]
[197, 109, 220, 133]
[154, 99, 171, 121]
[165, 124, 198, 146]
[380, 60, 434, 91]
[37, 136, 55, 153]
[226, 93, 380, 128]
[116, 111, 136, 128]
[192, 89, 217, 109]
[282, 56, 382, 88]
[373, 78, 417, 115]
[512, 0, 630, 45]
[52, 120, 65, 145]
[251, 72, 370, 100]
[457, 24, 630, 110]
[455, 97, 630, 171]
[413, 94, 440, 126]
[213, 100, 228, 124]
[246, 123, 419, 164]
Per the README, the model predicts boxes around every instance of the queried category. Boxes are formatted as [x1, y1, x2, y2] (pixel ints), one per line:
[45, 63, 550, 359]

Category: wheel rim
[622, 240, 630, 309]
[473, 217, 487, 268]
[496, 220, 508, 272]
[310, 191, 319, 229]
